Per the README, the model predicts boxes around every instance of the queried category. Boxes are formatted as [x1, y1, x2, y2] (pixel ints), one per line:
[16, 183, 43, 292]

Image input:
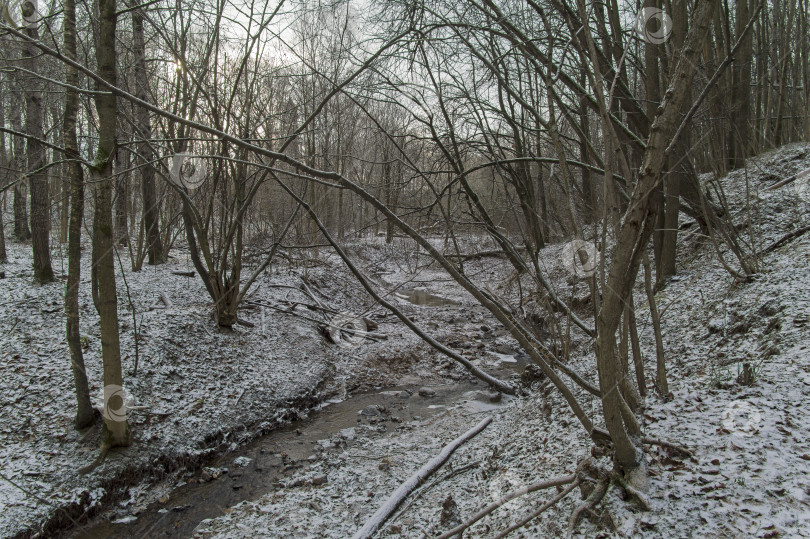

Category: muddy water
[70, 287, 519, 538]
[69, 379, 515, 539]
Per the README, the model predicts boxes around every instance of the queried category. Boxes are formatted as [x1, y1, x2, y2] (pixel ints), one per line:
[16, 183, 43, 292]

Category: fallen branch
[352, 417, 493, 539]
[590, 427, 692, 457]
[390, 463, 480, 525]
[494, 480, 581, 539]
[244, 299, 387, 341]
[443, 248, 526, 261]
[759, 225, 810, 255]
[437, 472, 578, 539]
[172, 270, 195, 277]
[147, 292, 172, 310]
[235, 317, 255, 328]
[764, 170, 804, 190]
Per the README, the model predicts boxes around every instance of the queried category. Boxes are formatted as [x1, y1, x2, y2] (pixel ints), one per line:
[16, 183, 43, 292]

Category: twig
[640, 435, 692, 457]
[235, 317, 255, 328]
[436, 473, 578, 539]
[352, 417, 493, 539]
[494, 480, 580, 539]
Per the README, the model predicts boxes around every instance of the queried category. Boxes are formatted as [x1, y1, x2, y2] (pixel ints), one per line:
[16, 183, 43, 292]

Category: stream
[69, 290, 524, 538]
[69, 380, 519, 538]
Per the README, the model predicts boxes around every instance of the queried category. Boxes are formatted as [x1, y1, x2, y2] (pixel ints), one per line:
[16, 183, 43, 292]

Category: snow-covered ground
[2, 142, 809, 538]
[192, 143, 810, 538]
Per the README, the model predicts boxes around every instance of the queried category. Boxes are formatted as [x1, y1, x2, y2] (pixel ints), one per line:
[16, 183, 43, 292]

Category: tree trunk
[93, 0, 131, 449]
[10, 83, 30, 242]
[0, 195, 6, 263]
[658, 0, 689, 285]
[592, 0, 716, 487]
[64, 0, 95, 429]
[23, 23, 54, 283]
[133, 5, 164, 265]
[0, 92, 7, 264]
[729, 0, 753, 168]
[60, 170, 69, 244]
[115, 145, 129, 246]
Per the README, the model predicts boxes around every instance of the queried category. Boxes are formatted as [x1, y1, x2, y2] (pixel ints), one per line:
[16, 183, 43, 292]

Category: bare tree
[62, 0, 96, 429]
[92, 0, 131, 450]
[132, 2, 164, 266]
[20, 2, 53, 282]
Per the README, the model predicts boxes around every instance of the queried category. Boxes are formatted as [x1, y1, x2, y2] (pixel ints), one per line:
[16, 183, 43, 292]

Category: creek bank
[67, 372, 523, 538]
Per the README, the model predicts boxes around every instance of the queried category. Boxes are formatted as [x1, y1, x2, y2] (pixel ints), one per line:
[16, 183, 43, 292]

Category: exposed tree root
[567, 470, 610, 538]
[613, 468, 652, 511]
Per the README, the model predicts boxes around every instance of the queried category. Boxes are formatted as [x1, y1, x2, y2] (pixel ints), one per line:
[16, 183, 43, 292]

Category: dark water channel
[70, 380, 521, 538]
[69, 288, 518, 538]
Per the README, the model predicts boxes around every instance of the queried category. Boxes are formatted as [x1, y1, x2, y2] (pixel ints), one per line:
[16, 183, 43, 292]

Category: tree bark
[657, 0, 689, 285]
[0, 196, 6, 263]
[23, 22, 54, 283]
[0, 88, 8, 263]
[93, 0, 131, 449]
[132, 5, 164, 265]
[729, 0, 753, 168]
[64, 0, 95, 429]
[115, 145, 129, 246]
[8, 65, 30, 242]
[593, 0, 716, 486]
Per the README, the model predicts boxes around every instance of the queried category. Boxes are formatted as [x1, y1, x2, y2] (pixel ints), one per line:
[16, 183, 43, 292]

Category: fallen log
[172, 270, 195, 277]
[443, 247, 528, 261]
[148, 292, 172, 310]
[759, 224, 810, 255]
[352, 417, 493, 539]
